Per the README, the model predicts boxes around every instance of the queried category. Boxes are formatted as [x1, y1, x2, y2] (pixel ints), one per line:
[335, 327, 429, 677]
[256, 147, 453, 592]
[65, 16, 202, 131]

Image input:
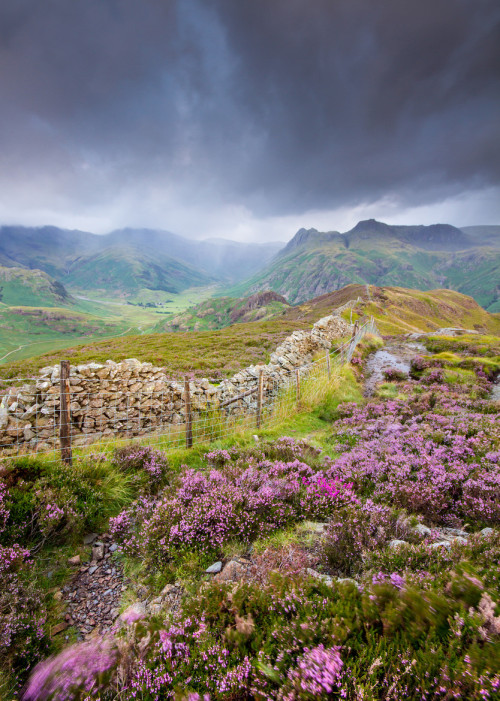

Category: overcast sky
[0, 0, 499, 242]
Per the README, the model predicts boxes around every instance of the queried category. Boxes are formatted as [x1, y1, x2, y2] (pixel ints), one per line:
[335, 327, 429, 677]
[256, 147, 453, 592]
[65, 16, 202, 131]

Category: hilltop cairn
[0, 314, 350, 452]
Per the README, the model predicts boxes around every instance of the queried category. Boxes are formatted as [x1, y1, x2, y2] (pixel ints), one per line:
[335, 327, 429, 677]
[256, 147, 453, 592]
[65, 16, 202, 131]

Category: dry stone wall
[0, 314, 349, 453]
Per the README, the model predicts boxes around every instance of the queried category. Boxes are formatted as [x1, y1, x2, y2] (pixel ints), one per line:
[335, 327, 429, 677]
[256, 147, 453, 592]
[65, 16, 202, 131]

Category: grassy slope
[0, 318, 311, 380]
[0, 305, 135, 364]
[0, 286, 221, 367]
[1, 284, 498, 380]
[352, 286, 500, 336]
[279, 284, 500, 336]
[152, 294, 290, 332]
[0, 266, 74, 308]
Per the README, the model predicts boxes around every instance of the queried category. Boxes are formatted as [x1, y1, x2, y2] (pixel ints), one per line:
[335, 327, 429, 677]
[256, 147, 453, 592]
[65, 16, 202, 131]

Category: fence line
[0, 318, 378, 463]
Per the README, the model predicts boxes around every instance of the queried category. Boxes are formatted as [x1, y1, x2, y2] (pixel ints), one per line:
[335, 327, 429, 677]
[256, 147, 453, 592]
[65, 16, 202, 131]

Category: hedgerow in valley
[6, 333, 500, 699]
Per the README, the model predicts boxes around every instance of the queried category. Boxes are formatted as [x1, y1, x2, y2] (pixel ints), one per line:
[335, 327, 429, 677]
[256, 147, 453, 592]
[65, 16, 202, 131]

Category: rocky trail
[59, 533, 127, 639]
[491, 376, 500, 401]
[58, 532, 185, 639]
[363, 339, 425, 396]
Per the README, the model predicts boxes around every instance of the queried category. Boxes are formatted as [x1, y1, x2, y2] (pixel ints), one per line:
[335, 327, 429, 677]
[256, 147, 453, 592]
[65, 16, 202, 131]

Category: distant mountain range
[230, 220, 500, 312]
[0, 220, 499, 311]
[0, 226, 282, 300]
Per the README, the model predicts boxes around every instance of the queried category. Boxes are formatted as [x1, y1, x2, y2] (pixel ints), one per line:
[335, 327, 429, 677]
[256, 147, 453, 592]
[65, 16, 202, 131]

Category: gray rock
[481, 527, 494, 537]
[83, 533, 98, 545]
[388, 539, 408, 549]
[414, 524, 432, 537]
[109, 543, 119, 553]
[443, 528, 468, 538]
[430, 541, 451, 550]
[92, 544, 105, 560]
[451, 536, 468, 545]
[0, 398, 9, 431]
[215, 560, 249, 582]
[336, 577, 361, 589]
[120, 602, 146, 625]
[88, 566, 98, 575]
[306, 568, 333, 585]
[205, 561, 223, 574]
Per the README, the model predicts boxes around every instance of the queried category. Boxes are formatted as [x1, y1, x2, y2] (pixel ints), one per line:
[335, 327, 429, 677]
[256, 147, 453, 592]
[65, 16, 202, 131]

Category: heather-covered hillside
[2, 328, 500, 700]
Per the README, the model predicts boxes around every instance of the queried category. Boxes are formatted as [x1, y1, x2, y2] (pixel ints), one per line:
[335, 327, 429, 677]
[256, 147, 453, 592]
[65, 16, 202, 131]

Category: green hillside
[153, 290, 290, 332]
[65, 246, 214, 299]
[0, 225, 281, 299]
[349, 286, 500, 335]
[231, 220, 500, 310]
[0, 266, 74, 307]
[0, 305, 134, 365]
[0, 318, 310, 380]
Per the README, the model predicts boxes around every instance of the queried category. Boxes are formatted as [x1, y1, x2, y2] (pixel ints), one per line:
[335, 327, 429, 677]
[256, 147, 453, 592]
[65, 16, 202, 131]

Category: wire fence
[0, 317, 378, 465]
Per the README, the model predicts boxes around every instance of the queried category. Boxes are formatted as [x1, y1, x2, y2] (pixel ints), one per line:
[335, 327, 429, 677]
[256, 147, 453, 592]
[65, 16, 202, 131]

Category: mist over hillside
[0, 226, 282, 298]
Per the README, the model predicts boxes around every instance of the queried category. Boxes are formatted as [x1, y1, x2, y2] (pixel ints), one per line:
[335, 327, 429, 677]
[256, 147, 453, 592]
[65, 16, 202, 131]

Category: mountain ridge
[231, 219, 500, 311]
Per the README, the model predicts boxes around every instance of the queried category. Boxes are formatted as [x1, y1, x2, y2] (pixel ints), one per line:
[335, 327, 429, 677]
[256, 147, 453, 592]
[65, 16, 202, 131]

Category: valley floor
[1, 332, 500, 699]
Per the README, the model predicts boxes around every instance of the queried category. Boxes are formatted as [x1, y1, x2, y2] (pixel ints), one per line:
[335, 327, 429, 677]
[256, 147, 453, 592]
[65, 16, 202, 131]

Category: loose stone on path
[61, 533, 128, 638]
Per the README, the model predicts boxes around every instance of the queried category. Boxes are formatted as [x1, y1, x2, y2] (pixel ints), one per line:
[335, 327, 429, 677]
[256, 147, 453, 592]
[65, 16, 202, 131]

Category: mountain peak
[347, 219, 393, 235]
[280, 227, 342, 256]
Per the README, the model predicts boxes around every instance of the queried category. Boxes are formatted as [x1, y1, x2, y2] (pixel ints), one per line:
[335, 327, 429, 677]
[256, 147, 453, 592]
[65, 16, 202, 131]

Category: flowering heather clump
[325, 389, 500, 526]
[23, 636, 118, 701]
[110, 459, 351, 564]
[383, 368, 408, 381]
[0, 483, 48, 682]
[113, 444, 170, 491]
[120, 614, 252, 699]
[205, 446, 241, 467]
[423, 367, 445, 384]
[410, 355, 434, 376]
[280, 644, 343, 699]
[261, 437, 323, 464]
[322, 500, 415, 575]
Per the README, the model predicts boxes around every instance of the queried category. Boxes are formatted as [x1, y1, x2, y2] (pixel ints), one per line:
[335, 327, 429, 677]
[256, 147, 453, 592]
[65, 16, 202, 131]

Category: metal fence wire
[0, 318, 378, 465]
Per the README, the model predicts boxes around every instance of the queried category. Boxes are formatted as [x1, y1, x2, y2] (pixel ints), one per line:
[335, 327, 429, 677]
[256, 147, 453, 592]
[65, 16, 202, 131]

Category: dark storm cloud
[0, 0, 499, 223]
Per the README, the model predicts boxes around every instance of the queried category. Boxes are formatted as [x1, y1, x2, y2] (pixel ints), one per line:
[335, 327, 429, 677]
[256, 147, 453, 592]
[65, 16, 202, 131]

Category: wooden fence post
[256, 371, 264, 429]
[295, 368, 301, 403]
[184, 376, 193, 449]
[351, 319, 359, 342]
[59, 360, 73, 466]
[326, 350, 331, 379]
